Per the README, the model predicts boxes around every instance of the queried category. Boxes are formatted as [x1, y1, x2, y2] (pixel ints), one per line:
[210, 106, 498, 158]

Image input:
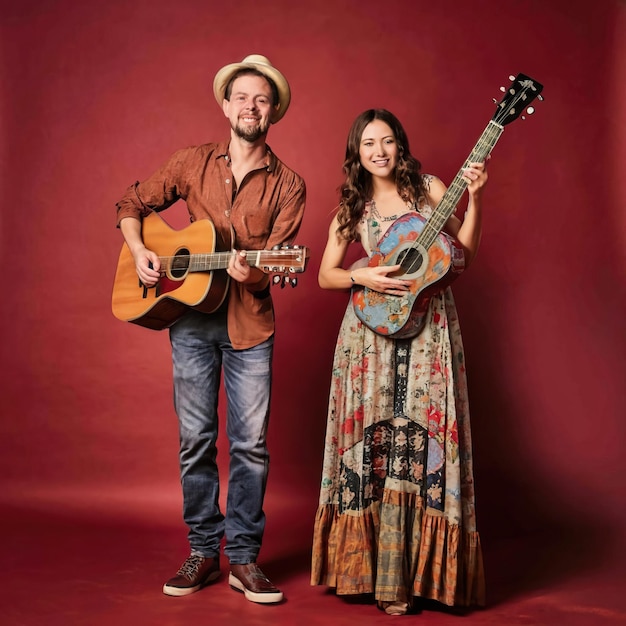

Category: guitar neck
[157, 249, 306, 274]
[417, 120, 504, 249]
[157, 251, 261, 273]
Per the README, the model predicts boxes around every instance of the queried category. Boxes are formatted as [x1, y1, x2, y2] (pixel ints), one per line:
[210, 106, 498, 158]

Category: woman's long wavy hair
[336, 109, 426, 242]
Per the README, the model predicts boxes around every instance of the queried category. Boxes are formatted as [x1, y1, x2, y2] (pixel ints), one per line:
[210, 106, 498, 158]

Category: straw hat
[213, 54, 291, 123]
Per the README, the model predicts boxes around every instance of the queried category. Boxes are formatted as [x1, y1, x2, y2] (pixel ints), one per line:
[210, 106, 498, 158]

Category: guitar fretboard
[157, 250, 305, 273]
[417, 120, 504, 250]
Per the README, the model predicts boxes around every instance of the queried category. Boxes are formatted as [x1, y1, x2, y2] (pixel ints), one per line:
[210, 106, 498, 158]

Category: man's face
[223, 74, 274, 142]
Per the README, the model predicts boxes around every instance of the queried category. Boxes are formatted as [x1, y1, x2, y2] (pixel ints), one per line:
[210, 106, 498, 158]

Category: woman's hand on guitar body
[351, 264, 412, 296]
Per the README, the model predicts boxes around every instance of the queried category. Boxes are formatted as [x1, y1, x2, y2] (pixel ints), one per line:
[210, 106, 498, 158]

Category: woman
[311, 109, 487, 615]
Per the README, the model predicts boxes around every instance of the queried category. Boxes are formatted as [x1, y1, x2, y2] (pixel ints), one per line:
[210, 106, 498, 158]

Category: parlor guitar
[112, 211, 309, 330]
[352, 73, 544, 339]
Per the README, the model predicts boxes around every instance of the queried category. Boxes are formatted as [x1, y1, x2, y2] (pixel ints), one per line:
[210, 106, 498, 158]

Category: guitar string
[416, 80, 534, 251]
[418, 123, 502, 244]
[156, 250, 304, 273]
[397, 121, 504, 275]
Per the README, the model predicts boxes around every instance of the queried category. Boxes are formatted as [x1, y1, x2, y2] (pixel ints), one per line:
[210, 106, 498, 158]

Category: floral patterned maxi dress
[311, 196, 485, 607]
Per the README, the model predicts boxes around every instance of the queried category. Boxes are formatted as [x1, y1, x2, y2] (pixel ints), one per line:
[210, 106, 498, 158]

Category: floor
[3, 485, 625, 626]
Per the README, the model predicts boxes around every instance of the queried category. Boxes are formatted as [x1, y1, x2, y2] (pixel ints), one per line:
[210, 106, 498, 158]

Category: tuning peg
[509, 74, 515, 81]
[290, 276, 298, 288]
[521, 106, 536, 121]
[272, 244, 280, 250]
[537, 94, 544, 101]
[281, 275, 287, 288]
[500, 86, 506, 92]
[272, 274, 281, 285]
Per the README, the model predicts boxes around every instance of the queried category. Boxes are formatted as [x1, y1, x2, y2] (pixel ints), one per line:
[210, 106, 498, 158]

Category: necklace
[369, 199, 415, 227]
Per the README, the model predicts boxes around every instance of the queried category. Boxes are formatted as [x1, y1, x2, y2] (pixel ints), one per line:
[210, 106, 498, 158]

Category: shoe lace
[177, 555, 205, 579]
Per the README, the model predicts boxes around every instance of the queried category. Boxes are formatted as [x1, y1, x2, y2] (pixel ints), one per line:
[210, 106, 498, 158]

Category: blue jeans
[169, 309, 273, 564]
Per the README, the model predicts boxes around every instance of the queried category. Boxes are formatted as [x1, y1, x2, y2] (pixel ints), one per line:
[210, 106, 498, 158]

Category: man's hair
[224, 69, 279, 107]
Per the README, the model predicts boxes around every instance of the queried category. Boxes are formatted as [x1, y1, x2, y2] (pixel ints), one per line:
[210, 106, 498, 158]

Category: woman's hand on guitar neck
[351, 264, 412, 296]
[461, 160, 489, 200]
[456, 160, 488, 266]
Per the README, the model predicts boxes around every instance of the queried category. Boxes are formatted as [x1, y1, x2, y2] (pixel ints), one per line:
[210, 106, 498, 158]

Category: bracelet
[350, 272, 355, 284]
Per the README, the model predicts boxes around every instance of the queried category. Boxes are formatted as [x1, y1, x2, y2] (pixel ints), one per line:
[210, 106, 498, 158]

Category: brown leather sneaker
[163, 554, 220, 597]
[229, 563, 283, 604]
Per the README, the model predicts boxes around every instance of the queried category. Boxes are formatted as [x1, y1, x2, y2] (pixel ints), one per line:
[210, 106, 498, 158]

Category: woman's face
[358, 120, 399, 179]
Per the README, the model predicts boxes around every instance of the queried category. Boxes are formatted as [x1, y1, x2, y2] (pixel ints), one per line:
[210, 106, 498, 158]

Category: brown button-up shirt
[116, 140, 306, 348]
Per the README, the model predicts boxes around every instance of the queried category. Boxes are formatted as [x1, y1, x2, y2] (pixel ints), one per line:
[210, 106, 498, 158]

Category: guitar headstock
[493, 73, 544, 127]
[261, 245, 310, 288]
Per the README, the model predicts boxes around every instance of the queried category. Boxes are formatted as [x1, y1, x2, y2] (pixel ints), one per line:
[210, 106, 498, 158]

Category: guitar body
[112, 212, 231, 330]
[350, 74, 544, 339]
[352, 213, 465, 339]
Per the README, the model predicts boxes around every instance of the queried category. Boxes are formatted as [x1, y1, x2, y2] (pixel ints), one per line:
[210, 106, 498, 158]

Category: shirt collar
[216, 140, 276, 173]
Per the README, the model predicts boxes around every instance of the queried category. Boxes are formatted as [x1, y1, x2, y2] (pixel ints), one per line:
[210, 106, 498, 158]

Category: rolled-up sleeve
[265, 175, 306, 250]
[115, 148, 191, 226]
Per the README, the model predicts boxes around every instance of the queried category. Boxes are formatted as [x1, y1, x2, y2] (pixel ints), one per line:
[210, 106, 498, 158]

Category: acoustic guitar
[112, 211, 309, 330]
[352, 73, 544, 339]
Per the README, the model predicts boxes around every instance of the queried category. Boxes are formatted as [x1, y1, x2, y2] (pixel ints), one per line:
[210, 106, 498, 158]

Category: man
[115, 54, 305, 604]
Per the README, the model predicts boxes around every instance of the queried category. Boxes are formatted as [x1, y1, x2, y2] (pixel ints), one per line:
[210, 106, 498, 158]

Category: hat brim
[213, 56, 291, 124]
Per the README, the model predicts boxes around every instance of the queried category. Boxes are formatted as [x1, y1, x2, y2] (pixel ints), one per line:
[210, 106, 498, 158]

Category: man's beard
[233, 119, 269, 143]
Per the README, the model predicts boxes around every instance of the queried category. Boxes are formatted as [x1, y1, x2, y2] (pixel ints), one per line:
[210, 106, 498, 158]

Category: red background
[1, 0, 625, 619]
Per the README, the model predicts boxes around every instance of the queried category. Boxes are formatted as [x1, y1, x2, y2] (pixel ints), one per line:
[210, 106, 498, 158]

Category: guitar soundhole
[397, 248, 423, 275]
[171, 248, 191, 279]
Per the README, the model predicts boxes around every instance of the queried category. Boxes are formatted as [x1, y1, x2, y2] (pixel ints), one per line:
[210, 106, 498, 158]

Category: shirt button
[225, 178, 231, 184]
